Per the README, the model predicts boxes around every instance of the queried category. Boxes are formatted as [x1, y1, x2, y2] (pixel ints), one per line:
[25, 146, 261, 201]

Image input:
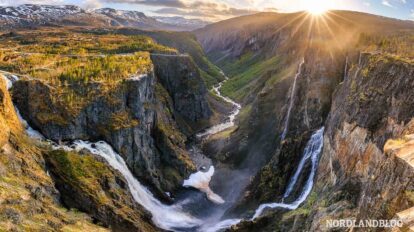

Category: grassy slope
[113, 28, 225, 88]
[219, 54, 282, 101]
[0, 78, 107, 232]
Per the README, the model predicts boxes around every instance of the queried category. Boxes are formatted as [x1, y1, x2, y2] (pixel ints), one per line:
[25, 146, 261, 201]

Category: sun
[303, 0, 335, 15]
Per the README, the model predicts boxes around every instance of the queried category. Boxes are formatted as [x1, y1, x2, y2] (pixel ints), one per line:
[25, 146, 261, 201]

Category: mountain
[154, 16, 210, 30]
[0, 4, 210, 31]
[195, 10, 414, 230]
[2, 7, 414, 232]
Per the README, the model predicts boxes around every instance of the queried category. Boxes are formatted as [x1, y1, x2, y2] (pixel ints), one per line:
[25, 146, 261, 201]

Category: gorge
[0, 7, 414, 232]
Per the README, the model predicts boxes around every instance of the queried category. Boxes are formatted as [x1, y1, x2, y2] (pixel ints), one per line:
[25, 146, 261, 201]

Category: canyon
[0, 8, 414, 232]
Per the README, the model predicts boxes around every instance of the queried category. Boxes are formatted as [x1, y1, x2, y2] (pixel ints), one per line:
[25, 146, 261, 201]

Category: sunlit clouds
[0, 0, 413, 21]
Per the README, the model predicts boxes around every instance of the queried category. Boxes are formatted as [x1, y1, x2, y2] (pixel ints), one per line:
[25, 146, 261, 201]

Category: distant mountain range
[0, 4, 210, 31]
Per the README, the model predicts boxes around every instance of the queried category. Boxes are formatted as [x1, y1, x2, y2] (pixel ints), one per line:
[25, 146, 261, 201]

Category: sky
[0, 0, 413, 21]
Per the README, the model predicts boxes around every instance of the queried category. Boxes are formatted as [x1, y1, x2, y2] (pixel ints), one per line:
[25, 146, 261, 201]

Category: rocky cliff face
[0, 77, 111, 231]
[219, 46, 344, 217]
[232, 53, 414, 231]
[304, 54, 414, 231]
[151, 54, 212, 129]
[12, 55, 212, 197]
[45, 149, 157, 232]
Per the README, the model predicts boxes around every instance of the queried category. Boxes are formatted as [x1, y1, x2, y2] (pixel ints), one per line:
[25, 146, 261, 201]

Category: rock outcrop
[304, 54, 414, 231]
[12, 55, 213, 196]
[45, 149, 157, 232]
[151, 54, 212, 129]
[0, 77, 109, 231]
[236, 53, 414, 231]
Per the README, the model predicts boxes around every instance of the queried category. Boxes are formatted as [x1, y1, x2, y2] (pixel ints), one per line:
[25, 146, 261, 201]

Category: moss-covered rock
[44, 149, 157, 232]
[0, 77, 107, 231]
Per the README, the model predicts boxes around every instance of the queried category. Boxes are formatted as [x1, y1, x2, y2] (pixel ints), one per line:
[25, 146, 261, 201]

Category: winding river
[2, 67, 325, 232]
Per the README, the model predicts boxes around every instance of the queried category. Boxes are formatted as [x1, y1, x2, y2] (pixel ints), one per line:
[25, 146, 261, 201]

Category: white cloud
[382, 0, 394, 8]
[0, 0, 63, 5]
[82, 0, 102, 9]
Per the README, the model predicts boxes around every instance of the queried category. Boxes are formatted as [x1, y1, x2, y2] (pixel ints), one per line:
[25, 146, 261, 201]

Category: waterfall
[203, 127, 324, 231]
[354, 52, 363, 80]
[56, 141, 201, 231]
[283, 127, 324, 198]
[280, 59, 305, 141]
[344, 56, 349, 81]
[3, 68, 324, 232]
[2, 73, 201, 231]
[197, 74, 241, 138]
[252, 127, 324, 219]
[1, 74, 44, 140]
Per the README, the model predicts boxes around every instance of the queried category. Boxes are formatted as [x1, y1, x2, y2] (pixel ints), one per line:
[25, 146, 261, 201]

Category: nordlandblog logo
[327, 219, 403, 228]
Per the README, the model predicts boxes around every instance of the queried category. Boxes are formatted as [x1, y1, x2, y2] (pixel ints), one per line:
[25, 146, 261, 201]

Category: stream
[2, 66, 325, 232]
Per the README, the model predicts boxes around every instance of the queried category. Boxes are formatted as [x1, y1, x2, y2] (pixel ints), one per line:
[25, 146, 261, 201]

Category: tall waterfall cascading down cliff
[201, 128, 325, 232]
[283, 127, 324, 199]
[3, 67, 324, 232]
[280, 59, 305, 141]
[2, 73, 204, 231]
[53, 140, 202, 231]
[253, 127, 325, 218]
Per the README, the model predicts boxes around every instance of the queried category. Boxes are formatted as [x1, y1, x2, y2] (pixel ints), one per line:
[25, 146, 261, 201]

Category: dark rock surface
[234, 53, 414, 231]
[151, 54, 212, 124]
[45, 149, 158, 232]
[12, 56, 212, 196]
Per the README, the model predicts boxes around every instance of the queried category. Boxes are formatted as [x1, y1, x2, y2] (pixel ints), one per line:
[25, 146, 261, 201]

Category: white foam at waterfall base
[203, 219, 242, 232]
[183, 166, 225, 204]
[2, 71, 201, 231]
[57, 140, 201, 231]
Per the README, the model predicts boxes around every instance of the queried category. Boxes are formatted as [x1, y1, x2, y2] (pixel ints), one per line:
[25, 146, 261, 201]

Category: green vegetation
[219, 52, 262, 77]
[358, 32, 414, 59]
[0, 121, 106, 231]
[109, 110, 140, 130]
[1, 30, 176, 55]
[221, 55, 281, 100]
[46, 150, 113, 191]
[102, 29, 225, 88]
[0, 29, 167, 119]
[45, 149, 155, 231]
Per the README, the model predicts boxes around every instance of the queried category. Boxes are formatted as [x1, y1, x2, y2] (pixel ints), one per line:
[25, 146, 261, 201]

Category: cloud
[263, 7, 280, 12]
[82, 0, 102, 9]
[382, 0, 394, 8]
[154, 0, 258, 20]
[0, 0, 63, 5]
[154, 5, 257, 20]
[102, 0, 257, 20]
[102, 0, 186, 8]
